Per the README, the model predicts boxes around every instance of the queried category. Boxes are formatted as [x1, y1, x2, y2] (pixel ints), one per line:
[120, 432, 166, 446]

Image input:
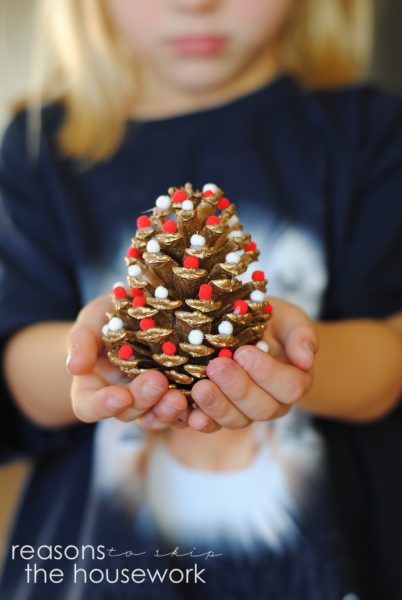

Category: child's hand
[188, 298, 318, 432]
[66, 294, 189, 428]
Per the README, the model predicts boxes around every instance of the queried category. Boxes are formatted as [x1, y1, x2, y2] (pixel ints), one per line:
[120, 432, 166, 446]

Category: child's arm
[297, 314, 402, 421]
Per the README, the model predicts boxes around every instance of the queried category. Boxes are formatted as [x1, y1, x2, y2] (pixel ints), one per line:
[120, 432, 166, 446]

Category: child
[1, 0, 401, 599]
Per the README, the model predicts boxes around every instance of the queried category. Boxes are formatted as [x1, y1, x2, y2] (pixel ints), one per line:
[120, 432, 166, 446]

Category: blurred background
[0, 0, 401, 560]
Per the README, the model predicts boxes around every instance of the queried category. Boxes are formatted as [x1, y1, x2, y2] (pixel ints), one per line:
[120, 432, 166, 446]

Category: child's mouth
[167, 35, 228, 56]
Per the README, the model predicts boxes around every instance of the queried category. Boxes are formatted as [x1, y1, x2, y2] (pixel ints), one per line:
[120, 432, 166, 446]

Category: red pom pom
[162, 219, 177, 234]
[130, 287, 144, 297]
[118, 344, 133, 360]
[113, 286, 126, 299]
[137, 215, 152, 229]
[127, 247, 140, 258]
[219, 348, 233, 358]
[263, 303, 273, 314]
[162, 341, 177, 356]
[233, 299, 248, 315]
[244, 241, 257, 252]
[139, 318, 155, 331]
[203, 190, 215, 198]
[133, 296, 146, 307]
[183, 256, 200, 269]
[206, 215, 221, 225]
[198, 283, 213, 300]
[218, 197, 230, 210]
[172, 189, 187, 203]
[252, 270, 265, 281]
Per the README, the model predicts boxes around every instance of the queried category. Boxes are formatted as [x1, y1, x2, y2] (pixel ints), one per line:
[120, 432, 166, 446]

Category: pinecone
[102, 182, 272, 400]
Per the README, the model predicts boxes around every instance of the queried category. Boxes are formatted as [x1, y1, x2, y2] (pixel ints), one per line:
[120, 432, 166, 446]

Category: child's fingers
[190, 378, 251, 429]
[233, 347, 312, 404]
[188, 408, 222, 433]
[269, 297, 318, 370]
[135, 388, 188, 428]
[115, 370, 170, 422]
[71, 373, 133, 422]
[284, 323, 318, 371]
[67, 294, 112, 375]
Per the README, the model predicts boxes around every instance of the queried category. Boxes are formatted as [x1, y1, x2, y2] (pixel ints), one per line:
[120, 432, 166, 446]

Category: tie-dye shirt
[1, 74, 402, 600]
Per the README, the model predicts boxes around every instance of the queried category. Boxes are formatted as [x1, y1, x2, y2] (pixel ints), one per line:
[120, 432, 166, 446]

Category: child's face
[106, 0, 293, 93]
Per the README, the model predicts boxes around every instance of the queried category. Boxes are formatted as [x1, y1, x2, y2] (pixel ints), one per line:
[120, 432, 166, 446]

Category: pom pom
[155, 286, 169, 299]
[188, 329, 204, 345]
[227, 230, 241, 240]
[118, 344, 133, 360]
[198, 283, 213, 300]
[233, 300, 248, 314]
[218, 321, 233, 335]
[182, 200, 194, 211]
[190, 234, 206, 248]
[113, 286, 126, 299]
[219, 348, 233, 358]
[130, 287, 144, 297]
[250, 290, 265, 302]
[146, 239, 161, 253]
[252, 270, 265, 281]
[137, 215, 152, 229]
[156, 195, 171, 210]
[263, 303, 273, 314]
[225, 251, 241, 264]
[172, 189, 187, 203]
[109, 317, 124, 331]
[162, 341, 177, 355]
[218, 197, 230, 210]
[102, 324, 110, 337]
[128, 264, 142, 277]
[256, 340, 269, 353]
[183, 256, 200, 269]
[140, 318, 155, 331]
[206, 215, 221, 225]
[162, 219, 177, 234]
[244, 241, 257, 252]
[133, 296, 146, 307]
[127, 247, 140, 258]
[203, 183, 219, 194]
[228, 215, 239, 226]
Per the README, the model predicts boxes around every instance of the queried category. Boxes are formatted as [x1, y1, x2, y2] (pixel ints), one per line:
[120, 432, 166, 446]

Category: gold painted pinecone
[102, 182, 272, 399]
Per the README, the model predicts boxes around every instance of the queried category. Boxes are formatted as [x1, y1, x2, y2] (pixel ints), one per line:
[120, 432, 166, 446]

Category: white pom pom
[108, 317, 124, 332]
[146, 239, 160, 253]
[227, 230, 241, 240]
[190, 234, 206, 248]
[128, 264, 142, 277]
[182, 199, 194, 211]
[203, 183, 219, 194]
[112, 281, 125, 289]
[102, 324, 110, 336]
[225, 252, 241, 264]
[256, 340, 270, 353]
[188, 329, 204, 345]
[156, 195, 171, 210]
[155, 285, 168, 299]
[218, 320, 233, 335]
[227, 215, 239, 226]
[250, 290, 265, 302]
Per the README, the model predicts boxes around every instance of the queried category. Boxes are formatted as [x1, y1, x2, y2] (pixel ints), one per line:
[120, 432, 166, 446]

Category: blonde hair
[27, 0, 373, 162]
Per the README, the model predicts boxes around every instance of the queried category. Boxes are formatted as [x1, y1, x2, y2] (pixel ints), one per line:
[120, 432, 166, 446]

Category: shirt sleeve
[0, 111, 83, 462]
[323, 88, 402, 320]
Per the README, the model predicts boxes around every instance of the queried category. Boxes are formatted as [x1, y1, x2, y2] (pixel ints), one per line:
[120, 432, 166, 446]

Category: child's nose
[171, 0, 220, 13]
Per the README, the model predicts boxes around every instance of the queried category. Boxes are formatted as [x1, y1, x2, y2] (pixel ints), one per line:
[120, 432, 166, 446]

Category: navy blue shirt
[0, 74, 402, 599]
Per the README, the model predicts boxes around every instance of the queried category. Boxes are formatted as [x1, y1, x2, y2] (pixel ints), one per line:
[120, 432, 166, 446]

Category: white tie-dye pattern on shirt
[89, 207, 329, 553]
